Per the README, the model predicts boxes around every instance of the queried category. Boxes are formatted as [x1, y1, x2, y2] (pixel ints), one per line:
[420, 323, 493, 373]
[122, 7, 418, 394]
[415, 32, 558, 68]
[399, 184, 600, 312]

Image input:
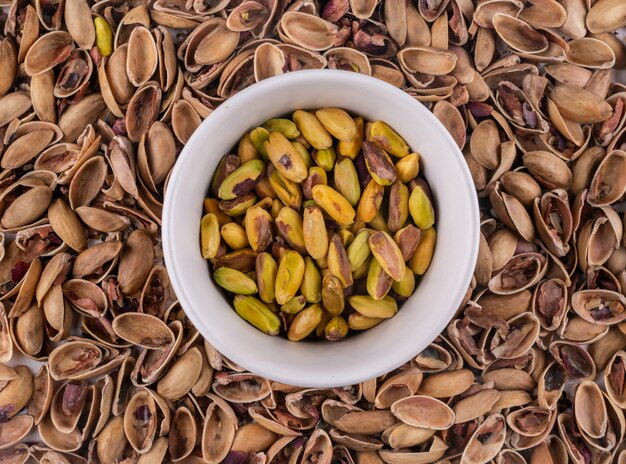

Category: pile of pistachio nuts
[202, 110, 435, 341]
[1, 0, 626, 461]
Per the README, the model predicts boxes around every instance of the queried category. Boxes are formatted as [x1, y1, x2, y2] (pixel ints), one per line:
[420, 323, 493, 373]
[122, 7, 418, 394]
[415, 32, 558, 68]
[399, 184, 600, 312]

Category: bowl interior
[163, 70, 479, 388]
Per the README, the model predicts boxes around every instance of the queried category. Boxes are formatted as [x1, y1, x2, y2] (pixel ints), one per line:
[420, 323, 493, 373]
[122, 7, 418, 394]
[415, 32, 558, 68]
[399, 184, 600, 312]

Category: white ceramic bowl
[163, 70, 479, 388]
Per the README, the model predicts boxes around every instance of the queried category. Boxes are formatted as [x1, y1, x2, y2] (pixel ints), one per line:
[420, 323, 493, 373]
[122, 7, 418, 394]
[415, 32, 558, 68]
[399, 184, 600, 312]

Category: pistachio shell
[391, 396, 455, 430]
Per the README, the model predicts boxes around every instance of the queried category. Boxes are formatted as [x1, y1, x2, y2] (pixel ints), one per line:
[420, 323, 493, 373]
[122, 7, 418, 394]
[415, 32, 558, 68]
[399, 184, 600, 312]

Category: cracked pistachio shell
[218, 159, 265, 200]
[334, 157, 361, 206]
[338, 117, 365, 159]
[244, 206, 273, 252]
[321, 274, 345, 316]
[315, 108, 358, 142]
[362, 141, 398, 186]
[368, 121, 410, 157]
[48, 197, 86, 252]
[220, 222, 248, 250]
[347, 229, 372, 272]
[303, 205, 329, 260]
[275, 251, 305, 305]
[263, 119, 300, 139]
[367, 258, 393, 300]
[312, 185, 355, 226]
[409, 227, 436, 275]
[301, 257, 322, 303]
[395, 153, 420, 183]
[293, 110, 333, 150]
[112, 312, 174, 348]
[264, 131, 308, 183]
[288, 304, 324, 341]
[327, 234, 353, 287]
[201, 213, 221, 259]
[256, 252, 278, 304]
[409, 185, 435, 230]
[234, 295, 280, 335]
[391, 395, 455, 430]
[357, 180, 385, 223]
[276, 206, 306, 253]
[369, 231, 407, 282]
[214, 267, 258, 295]
[349, 295, 398, 318]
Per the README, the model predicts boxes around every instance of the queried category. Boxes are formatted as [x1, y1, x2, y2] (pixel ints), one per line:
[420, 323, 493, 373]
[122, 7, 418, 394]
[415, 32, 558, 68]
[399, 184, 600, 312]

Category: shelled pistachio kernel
[202, 110, 436, 340]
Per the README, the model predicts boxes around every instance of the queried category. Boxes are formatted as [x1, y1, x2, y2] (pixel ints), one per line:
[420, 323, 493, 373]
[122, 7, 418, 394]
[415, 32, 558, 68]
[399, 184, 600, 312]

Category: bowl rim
[163, 69, 480, 387]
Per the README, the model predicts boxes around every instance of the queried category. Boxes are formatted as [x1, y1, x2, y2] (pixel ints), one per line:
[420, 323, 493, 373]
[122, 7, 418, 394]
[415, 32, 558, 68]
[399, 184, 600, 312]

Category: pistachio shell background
[1, 0, 626, 461]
